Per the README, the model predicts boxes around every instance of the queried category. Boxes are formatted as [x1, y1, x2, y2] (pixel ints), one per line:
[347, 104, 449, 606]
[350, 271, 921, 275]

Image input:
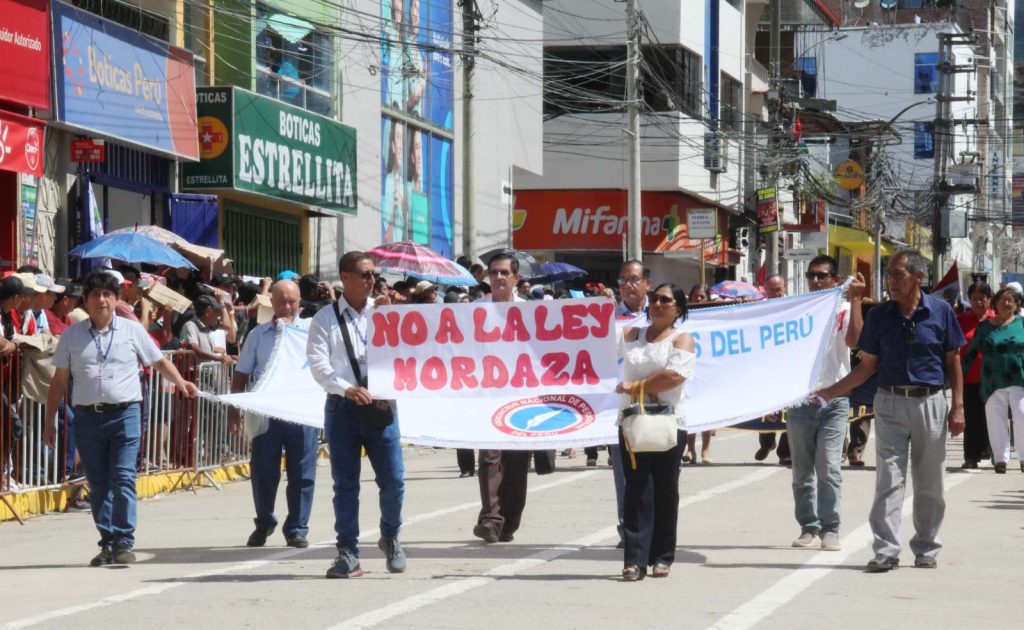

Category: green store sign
[183, 86, 357, 216]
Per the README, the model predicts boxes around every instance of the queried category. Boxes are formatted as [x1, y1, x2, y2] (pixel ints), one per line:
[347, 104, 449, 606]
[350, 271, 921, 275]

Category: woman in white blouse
[616, 283, 696, 580]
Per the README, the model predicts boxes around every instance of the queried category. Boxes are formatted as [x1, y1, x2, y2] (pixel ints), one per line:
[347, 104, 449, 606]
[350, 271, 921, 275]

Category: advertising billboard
[0, 0, 51, 109]
[51, 1, 199, 160]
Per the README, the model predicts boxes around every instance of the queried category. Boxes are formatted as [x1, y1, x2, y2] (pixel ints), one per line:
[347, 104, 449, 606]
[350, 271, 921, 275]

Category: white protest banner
[215, 324, 326, 429]
[676, 286, 843, 433]
[366, 298, 618, 398]
[215, 288, 843, 448]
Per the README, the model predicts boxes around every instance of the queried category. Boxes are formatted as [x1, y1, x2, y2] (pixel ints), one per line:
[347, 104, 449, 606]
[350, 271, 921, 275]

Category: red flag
[930, 262, 960, 301]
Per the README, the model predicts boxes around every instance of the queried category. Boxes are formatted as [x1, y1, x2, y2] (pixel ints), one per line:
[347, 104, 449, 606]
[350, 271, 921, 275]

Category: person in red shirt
[957, 281, 994, 469]
[44, 280, 83, 337]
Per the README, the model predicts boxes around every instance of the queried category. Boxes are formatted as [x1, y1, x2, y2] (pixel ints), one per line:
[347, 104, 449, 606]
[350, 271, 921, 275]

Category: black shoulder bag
[333, 303, 397, 429]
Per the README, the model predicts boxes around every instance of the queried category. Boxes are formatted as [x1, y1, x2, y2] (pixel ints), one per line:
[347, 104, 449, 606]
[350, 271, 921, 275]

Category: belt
[880, 385, 944, 398]
[74, 402, 135, 413]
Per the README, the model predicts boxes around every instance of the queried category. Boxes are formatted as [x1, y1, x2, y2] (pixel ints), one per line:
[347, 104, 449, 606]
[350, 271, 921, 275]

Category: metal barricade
[143, 351, 197, 474]
[177, 360, 251, 491]
[1, 350, 24, 519]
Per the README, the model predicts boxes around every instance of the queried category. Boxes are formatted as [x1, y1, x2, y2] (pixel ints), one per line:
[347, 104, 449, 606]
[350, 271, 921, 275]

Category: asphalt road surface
[2, 430, 1020, 629]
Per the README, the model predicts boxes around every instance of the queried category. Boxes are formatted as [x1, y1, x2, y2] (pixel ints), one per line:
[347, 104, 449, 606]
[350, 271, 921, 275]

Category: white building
[514, 0, 756, 287]
[803, 17, 1014, 285]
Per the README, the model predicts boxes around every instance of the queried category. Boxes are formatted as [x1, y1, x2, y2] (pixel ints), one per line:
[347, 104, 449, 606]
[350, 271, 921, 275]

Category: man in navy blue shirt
[816, 249, 965, 573]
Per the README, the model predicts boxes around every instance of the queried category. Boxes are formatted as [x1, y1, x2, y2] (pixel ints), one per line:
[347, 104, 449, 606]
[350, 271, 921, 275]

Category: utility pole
[764, 0, 782, 278]
[460, 0, 479, 260]
[625, 0, 642, 262]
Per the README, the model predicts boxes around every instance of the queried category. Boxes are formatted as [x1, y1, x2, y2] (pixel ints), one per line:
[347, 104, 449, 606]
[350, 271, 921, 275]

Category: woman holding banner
[615, 283, 696, 580]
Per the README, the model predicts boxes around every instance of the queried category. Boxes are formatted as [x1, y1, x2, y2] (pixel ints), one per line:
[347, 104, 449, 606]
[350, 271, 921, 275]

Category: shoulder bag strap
[332, 303, 365, 387]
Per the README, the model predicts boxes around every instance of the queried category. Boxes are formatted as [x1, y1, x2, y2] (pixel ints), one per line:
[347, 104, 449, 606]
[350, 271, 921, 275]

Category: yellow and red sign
[512, 189, 727, 259]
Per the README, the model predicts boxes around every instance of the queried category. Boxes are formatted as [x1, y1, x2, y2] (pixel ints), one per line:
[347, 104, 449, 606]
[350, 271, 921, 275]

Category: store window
[914, 52, 940, 94]
[720, 73, 743, 131]
[914, 121, 935, 159]
[794, 57, 817, 98]
[544, 45, 703, 119]
[255, 5, 334, 116]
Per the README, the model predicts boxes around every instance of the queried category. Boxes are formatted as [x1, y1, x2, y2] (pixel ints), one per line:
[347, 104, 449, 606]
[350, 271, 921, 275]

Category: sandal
[622, 566, 645, 581]
[651, 563, 670, 578]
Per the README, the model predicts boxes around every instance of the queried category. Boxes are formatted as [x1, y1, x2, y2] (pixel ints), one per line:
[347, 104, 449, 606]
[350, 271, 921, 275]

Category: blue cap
[277, 270, 300, 281]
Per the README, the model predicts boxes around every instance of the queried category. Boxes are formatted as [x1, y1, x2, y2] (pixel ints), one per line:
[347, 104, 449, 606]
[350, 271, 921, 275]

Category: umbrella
[529, 261, 587, 284]
[366, 241, 477, 286]
[709, 280, 763, 300]
[480, 248, 542, 280]
[108, 225, 229, 271]
[70, 232, 198, 270]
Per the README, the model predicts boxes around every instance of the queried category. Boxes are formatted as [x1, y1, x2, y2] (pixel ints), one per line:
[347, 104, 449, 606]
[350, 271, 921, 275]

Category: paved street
[1, 430, 1020, 630]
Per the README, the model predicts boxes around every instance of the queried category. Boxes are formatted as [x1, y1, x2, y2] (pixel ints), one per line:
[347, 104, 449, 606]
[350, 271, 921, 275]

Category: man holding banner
[472, 252, 531, 544]
[229, 280, 317, 550]
[816, 249, 965, 572]
[307, 252, 405, 579]
[786, 257, 863, 552]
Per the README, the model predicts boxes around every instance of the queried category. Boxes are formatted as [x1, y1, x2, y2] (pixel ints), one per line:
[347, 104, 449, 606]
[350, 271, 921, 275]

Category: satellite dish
[880, 0, 897, 9]
[854, 0, 870, 8]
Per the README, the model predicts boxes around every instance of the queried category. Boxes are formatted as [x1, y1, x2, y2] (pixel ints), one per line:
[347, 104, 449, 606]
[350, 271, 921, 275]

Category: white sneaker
[792, 531, 818, 548]
[820, 531, 841, 551]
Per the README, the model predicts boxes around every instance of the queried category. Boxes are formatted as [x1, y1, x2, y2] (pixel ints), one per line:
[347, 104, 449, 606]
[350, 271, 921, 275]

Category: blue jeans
[324, 396, 405, 555]
[250, 418, 319, 538]
[786, 398, 849, 534]
[73, 403, 142, 549]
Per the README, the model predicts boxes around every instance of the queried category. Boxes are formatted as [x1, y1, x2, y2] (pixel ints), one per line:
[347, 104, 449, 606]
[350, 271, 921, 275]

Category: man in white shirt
[307, 252, 403, 579]
[230, 280, 317, 549]
[614, 260, 651, 319]
[787, 256, 863, 552]
[43, 271, 197, 566]
[472, 253, 531, 544]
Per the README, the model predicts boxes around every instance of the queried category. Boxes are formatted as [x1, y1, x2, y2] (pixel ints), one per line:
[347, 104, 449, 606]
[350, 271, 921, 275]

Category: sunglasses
[617, 277, 645, 287]
[901, 319, 916, 344]
[345, 271, 375, 281]
[649, 295, 676, 306]
[804, 271, 832, 280]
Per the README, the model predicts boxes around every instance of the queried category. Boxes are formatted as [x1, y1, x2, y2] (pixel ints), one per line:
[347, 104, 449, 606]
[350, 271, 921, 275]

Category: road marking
[708, 473, 973, 630]
[1, 469, 600, 629]
[328, 467, 783, 630]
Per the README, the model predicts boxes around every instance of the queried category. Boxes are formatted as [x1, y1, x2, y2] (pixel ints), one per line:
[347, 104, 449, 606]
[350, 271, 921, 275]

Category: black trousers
[963, 383, 990, 462]
[758, 432, 790, 460]
[619, 429, 684, 568]
[847, 418, 872, 459]
[456, 449, 475, 474]
[477, 449, 531, 537]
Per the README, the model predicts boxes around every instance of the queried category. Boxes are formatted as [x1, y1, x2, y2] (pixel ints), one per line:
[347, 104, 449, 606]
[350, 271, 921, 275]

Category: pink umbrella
[366, 241, 477, 286]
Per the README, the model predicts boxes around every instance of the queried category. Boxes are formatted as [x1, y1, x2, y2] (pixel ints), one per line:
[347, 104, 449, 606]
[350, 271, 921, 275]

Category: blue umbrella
[530, 261, 587, 284]
[70, 232, 198, 269]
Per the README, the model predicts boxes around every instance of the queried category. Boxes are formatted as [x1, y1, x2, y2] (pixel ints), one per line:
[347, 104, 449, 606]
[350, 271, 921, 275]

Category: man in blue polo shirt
[816, 248, 965, 572]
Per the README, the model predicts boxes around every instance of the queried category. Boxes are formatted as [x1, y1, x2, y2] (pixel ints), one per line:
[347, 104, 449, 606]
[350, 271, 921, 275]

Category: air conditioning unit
[704, 132, 727, 173]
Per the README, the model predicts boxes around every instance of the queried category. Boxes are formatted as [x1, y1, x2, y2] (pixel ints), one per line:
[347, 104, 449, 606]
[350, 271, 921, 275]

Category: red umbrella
[366, 241, 477, 286]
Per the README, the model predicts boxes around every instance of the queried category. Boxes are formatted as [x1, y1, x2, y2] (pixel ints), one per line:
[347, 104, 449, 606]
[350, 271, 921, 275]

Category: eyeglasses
[487, 269, 513, 278]
[804, 271, 832, 280]
[617, 277, 645, 287]
[901, 319, 916, 344]
[649, 295, 676, 306]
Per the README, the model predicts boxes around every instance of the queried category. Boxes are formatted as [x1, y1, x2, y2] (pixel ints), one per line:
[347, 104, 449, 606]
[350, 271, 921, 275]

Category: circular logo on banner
[197, 116, 229, 160]
[491, 395, 596, 438]
[24, 127, 40, 172]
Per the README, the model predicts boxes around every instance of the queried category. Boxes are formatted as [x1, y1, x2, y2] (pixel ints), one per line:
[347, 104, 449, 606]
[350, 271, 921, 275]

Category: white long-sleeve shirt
[306, 296, 375, 397]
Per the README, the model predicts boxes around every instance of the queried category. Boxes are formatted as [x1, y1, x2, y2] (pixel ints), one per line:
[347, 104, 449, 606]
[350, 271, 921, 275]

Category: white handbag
[620, 380, 677, 465]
